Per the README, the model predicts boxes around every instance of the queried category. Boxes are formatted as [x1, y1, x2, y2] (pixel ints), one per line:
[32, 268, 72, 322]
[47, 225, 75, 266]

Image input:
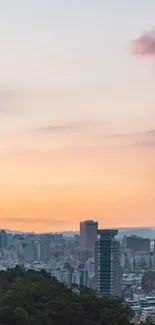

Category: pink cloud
[132, 28, 155, 57]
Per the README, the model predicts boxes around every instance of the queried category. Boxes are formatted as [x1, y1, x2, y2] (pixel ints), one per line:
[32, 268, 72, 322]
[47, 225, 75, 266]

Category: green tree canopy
[0, 266, 150, 325]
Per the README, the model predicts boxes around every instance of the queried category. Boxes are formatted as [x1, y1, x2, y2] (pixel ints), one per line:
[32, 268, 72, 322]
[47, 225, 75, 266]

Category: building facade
[80, 220, 98, 250]
[123, 236, 150, 253]
[142, 271, 155, 293]
[95, 229, 122, 297]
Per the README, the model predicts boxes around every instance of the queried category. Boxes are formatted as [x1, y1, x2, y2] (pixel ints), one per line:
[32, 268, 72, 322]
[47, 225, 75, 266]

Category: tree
[14, 307, 30, 325]
[0, 266, 136, 325]
[141, 316, 155, 325]
[0, 307, 14, 324]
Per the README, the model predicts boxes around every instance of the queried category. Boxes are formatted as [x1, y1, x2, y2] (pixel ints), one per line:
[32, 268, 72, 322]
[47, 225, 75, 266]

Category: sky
[0, 0, 155, 232]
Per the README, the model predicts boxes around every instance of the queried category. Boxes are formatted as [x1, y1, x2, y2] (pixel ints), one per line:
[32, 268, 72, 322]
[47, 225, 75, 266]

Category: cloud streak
[14, 128, 155, 159]
[89, 129, 155, 149]
[37, 120, 110, 134]
[105, 129, 155, 139]
[4, 217, 77, 225]
[132, 28, 155, 57]
[108, 129, 155, 148]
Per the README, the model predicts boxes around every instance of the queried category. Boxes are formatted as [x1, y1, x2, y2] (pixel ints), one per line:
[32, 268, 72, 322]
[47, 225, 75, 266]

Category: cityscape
[0, 1, 155, 325]
[0, 222, 155, 322]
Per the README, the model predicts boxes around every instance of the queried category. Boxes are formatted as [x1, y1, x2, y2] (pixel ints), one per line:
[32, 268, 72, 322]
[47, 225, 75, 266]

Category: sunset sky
[0, 0, 155, 232]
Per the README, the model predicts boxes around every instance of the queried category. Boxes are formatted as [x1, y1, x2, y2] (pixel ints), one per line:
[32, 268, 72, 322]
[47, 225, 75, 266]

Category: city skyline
[0, 1, 155, 232]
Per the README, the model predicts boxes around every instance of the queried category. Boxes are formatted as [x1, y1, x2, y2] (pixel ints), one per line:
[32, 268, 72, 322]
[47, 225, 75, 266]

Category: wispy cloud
[105, 129, 155, 139]
[91, 129, 155, 148]
[13, 129, 155, 160]
[36, 120, 110, 134]
[4, 217, 77, 225]
[132, 28, 155, 57]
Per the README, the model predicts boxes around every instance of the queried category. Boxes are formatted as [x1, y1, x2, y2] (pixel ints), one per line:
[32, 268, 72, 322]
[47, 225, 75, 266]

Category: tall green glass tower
[95, 229, 122, 297]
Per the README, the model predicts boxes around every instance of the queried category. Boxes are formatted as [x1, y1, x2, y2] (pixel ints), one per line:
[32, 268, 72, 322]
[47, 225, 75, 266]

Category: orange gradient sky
[0, 1, 155, 232]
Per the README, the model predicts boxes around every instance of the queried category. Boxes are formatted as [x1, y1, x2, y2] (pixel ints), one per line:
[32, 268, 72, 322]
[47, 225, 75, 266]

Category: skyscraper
[123, 235, 150, 253]
[0, 230, 8, 251]
[78, 262, 89, 287]
[95, 229, 122, 297]
[80, 220, 98, 250]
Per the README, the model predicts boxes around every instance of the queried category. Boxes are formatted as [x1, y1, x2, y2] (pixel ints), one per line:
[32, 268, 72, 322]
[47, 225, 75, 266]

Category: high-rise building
[63, 263, 74, 286]
[0, 230, 8, 251]
[34, 240, 41, 261]
[95, 229, 122, 298]
[22, 241, 35, 262]
[142, 271, 155, 293]
[39, 234, 51, 261]
[153, 238, 155, 264]
[80, 220, 98, 250]
[123, 235, 150, 253]
[72, 270, 80, 286]
[72, 268, 89, 287]
[74, 234, 80, 247]
[78, 262, 89, 287]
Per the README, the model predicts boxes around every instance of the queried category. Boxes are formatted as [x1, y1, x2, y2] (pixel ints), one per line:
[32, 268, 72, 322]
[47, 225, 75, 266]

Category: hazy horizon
[0, 1, 155, 232]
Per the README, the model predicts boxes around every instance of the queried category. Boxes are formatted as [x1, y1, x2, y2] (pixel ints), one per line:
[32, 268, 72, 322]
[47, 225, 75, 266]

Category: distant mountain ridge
[1, 227, 155, 239]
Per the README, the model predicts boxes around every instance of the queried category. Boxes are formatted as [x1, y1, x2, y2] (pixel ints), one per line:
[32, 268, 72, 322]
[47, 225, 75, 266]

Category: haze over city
[0, 0, 155, 232]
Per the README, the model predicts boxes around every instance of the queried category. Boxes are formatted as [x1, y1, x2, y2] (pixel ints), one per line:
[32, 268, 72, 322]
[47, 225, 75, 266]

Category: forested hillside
[0, 266, 149, 325]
